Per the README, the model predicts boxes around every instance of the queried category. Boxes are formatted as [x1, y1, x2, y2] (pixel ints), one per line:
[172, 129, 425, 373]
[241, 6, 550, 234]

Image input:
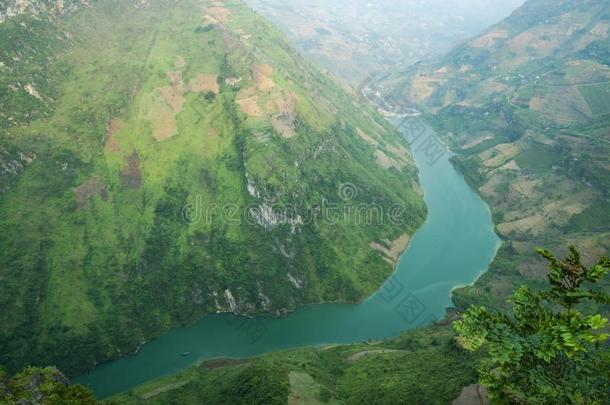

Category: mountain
[376, 0, 610, 309]
[244, 0, 524, 84]
[0, 0, 425, 375]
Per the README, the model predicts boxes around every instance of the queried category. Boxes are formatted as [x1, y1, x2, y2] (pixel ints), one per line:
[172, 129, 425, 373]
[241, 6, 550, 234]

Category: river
[75, 118, 501, 398]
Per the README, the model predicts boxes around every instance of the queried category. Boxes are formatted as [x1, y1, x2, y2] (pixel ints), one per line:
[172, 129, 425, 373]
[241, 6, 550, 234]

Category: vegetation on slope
[456, 246, 610, 404]
[110, 322, 479, 405]
[376, 0, 610, 313]
[0, 366, 96, 404]
[0, 0, 425, 376]
[110, 246, 609, 404]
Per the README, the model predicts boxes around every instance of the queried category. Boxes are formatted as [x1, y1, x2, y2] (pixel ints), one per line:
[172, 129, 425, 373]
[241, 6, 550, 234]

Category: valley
[1, 0, 609, 403]
[372, 0, 610, 311]
[75, 116, 499, 398]
[96, 0, 610, 402]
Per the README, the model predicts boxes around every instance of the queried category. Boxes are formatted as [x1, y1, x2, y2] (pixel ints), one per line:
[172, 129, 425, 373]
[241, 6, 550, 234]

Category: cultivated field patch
[461, 134, 493, 150]
[148, 67, 187, 141]
[408, 74, 445, 103]
[74, 176, 107, 209]
[269, 90, 297, 138]
[190, 73, 219, 94]
[206, 5, 230, 23]
[579, 83, 610, 116]
[236, 91, 262, 117]
[470, 29, 509, 48]
[253, 63, 275, 92]
[480, 143, 520, 168]
[590, 21, 609, 38]
[162, 71, 186, 113]
[356, 127, 379, 146]
[120, 150, 142, 189]
[375, 150, 401, 171]
[371, 234, 410, 265]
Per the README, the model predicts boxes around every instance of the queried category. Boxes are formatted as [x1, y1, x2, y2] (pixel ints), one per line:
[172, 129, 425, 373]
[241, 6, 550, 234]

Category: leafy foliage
[224, 363, 290, 405]
[0, 366, 96, 404]
[455, 247, 610, 404]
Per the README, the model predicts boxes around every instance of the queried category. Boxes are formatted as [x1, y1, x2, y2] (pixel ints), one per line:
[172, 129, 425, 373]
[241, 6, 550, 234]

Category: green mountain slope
[0, 0, 425, 375]
[377, 0, 610, 310]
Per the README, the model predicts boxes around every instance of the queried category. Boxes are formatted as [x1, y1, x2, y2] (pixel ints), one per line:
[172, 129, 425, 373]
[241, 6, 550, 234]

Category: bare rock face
[452, 384, 490, 405]
[0, 148, 36, 195]
[0, 0, 90, 24]
[0, 366, 96, 403]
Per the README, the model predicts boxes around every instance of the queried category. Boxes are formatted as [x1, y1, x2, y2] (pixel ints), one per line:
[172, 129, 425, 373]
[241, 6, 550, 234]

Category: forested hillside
[0, 0, 425, 375]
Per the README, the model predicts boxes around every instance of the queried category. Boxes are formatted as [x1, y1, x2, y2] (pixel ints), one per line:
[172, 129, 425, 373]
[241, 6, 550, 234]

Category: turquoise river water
[76, 119, 501, 398]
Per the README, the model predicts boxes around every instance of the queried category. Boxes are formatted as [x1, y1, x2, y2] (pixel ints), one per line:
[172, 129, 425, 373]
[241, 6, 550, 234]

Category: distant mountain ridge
[245, 0, 524, 84]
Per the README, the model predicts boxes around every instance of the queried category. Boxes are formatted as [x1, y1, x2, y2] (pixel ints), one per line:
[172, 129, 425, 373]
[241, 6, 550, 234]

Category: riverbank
[108, 320, 482, 404]
[75, 117, 500, 398]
